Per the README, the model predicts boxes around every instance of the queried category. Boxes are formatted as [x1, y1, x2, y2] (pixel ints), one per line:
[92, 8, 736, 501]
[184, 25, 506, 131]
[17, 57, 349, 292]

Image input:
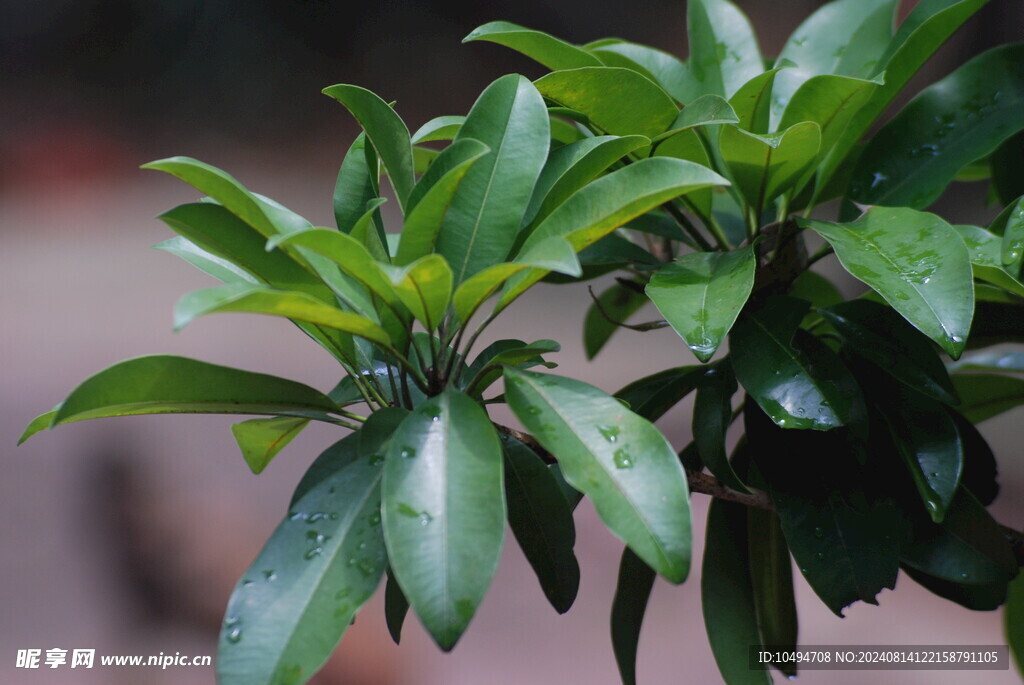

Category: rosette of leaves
[468, 0, 1024, 683]
[20, 68, 728, 682]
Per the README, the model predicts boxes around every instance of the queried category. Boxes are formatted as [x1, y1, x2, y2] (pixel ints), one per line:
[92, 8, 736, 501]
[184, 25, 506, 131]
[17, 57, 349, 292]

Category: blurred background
[3, 1, 1024, 683]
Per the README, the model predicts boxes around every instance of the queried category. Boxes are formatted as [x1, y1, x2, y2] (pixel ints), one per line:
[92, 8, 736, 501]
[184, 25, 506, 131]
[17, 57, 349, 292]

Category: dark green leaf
[701, 497, 771, 685]
[719, 122, 821, 214]
[693, 361, 747, 493]
[800, 207, 974, 358]
[384, 571, 410, 645]
[502, 435, 580, 614]
[951, 373, 1024, 423]
[232, 417, 309, 474]
[848, 44, 1024, 210]
[1006, 572, 1024, 669]
[687, 0, 764, 98]
[611, 547, 657, 685]
[953, 223, 1024, 299]
[464, 339, 560, 397]
[504, 368, 691, 582]
[646, 246, 756, 362]
[463, 21, 602, 70]
[382, 389, 505, 650]
[787, 270, 842, 309]
[731, 296, 864, 429]
[991, 132, 1024, 206]
[583, 280, 649, 360]
[904, 564, 1006, 610]
[949, 409, 999, 506]
[613, 365, 704, 423]
[747, 507, 798, 676]
[333, 133, 380, 233]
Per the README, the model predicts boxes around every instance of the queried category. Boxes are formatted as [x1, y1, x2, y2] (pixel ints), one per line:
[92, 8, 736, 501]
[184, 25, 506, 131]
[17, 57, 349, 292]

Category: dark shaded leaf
[584, 280, 649, 360]
[611, 548, 657, 685]
[613, 366, 705, 423]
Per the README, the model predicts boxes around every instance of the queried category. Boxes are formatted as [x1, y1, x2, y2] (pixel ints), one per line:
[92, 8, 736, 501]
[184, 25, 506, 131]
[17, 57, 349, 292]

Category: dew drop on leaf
[612, 448, 634, 469]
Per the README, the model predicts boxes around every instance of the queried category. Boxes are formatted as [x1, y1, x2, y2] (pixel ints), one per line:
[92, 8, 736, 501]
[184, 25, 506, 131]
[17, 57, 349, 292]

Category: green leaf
[646, 246, 756, 362]
[386, 255, 452, 333]
[589, 41, 696, 103]
[787, 270, 843, 309]
[463, 21, 602, 70]
[800, 207, 974, 358]
[747, 506, 798, 676]
[384, 571, 410, 644]
[322, 85, 415, 212]
[613, 366, 704, 423]
[396, 141, 491, 267]
[719, 122, 821, 214]
[18, 408, 59, 445]
[951, 373, 1024, 423]
[822, 0, 992, 191]
[991, 132, 1024, 206]
[534, 67, 678, 138]
[820, 299, 959, 403]
[504, 368, 691, 582]
[500, 158, 729, 313]
[610, 547, 656, 685]
[686, 0, 764, 99]
[583, 280, 649, 360]
[502, 435, 580, 614]
[1007, 573, 1024, 670]
[953, 223, 1024, 299]
[524, 134, 650, 229]
[24, 356, 345, 440]
[848, 44, 1024, 210]
[231, 417, 309, 474]
[154, 236, 257, 285]
[654, 94, 739, 142]
[693, 361, 748, 493]
[174, 283, 391, 349]
[435, 75, 549, 285]
[217, 412, 398, 685]
[463, 339, 560, 398]
[333, 133, 380, 233]
[382, 389, 505, 650]
[729, 66, 789, 134]
[702, 497, 772, 685]
[731, 296, 864, 429]
[998, 197, 1024, 269]
[778, 74, 880, 168]
[411, 115, 465, 144]
[651, 129, 714, 222]
[905, 564, 1007, 611]
[949, 349, 1024, 375]
[902, 489, 1017, 585]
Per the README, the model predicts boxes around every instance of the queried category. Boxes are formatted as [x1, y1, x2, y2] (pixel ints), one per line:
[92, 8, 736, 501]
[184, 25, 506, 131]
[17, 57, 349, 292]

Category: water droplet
[335, 588, 352, 600]
[925, 500, 940, 513]
[289, 511, 304, 521]
[369, 453, 385, 466]
[334, 605, 351, 619]
[357, 558, 376, 576]
[950, 335, 963, 345]
[816, 552, 825, 560]
[419, 512, 433, 527]
[778, 418, 787, 427]
[225, 616, 241, 628]
[960, 571, 970, 580]
[242, 579, 254, 588]
[369, 513, 382, 526]
[598, 425, 620, 443]
[869, 172, 888, 189]
[795, 407, 806, 416]
[263, 570, 278, 582]
[328, 486, 336, 494]
[399, 446, 417, 459]
[329, 512, 339, 520]
[525, 405, 542, 416]
[227, 628, 242, 644]
[304, 547, 324, 560]
[613, 448, 634, 469]
[929, 472, 940, 478]
[358, 541, 367, 550]
[800, 567, 808, 574]
[813, 526, 824, 539]
[431, 415, 440, 422]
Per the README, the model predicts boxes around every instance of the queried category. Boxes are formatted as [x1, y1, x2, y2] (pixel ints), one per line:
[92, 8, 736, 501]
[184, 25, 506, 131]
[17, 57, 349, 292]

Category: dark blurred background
[3, 1, 1023, 683]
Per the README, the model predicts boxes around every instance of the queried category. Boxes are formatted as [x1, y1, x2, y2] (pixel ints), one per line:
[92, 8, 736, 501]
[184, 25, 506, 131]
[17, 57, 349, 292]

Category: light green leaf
[502, 435, 580, 614]
[382, 389, 505, 650]
[953, 224, 1024, 299]
[589, 41, 696, 104]
[653, 94, 739, 142]
[18, 408, 60, 445]
[778, 74, 880, 167]
[951, 374, 1024, 423]
[436, 74, 549, 285]
[729, 66, 790, 134]
[848, 45, 1024, 210]
[611, 548, 656, 685]
[535, 67, 678, 138]
[583, 280, 649, 360]
[463, 21, 601, 70]
[333, 133, 380, 233]
[800, 207, 974, 358]
[411, 115, 465, 144]
[386, 255, 452, 332]
[174, 283, 391, 348]
[405, 138, 491, 216]
[217, 411, 400, 685]
[232, 417, 309, 474]
[687, 0, 764, 99]
[322, 85, 415, 212]
[504, 368, 691, 582]
[154, 236, 257, 285]
[719, 121, 821, 215]
[646, 246, 755, 362]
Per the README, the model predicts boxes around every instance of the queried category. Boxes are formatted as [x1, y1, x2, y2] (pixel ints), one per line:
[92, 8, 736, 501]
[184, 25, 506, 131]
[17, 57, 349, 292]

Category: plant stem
[664, 201, 714, 251]
[807, 243, 835, 267]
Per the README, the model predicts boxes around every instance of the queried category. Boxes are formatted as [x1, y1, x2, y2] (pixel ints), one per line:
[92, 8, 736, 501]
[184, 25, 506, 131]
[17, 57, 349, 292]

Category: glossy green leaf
[411, 115, 465, 144]
[396, 141, 491, 266]
[702, 497, 772, 685]
[535, 68, 678, 138]
[386, 255, 452, 333]
[611, 547, 656, 685]
[902, 489, 1017, 585]
[747, 506, 798, 676]
[613, 366, 704, 423]
[822, 0, 991, 190]
[731, 296, 863, 429]
[382, 390, 504, 650]
[848, 44, 1024, 210]
[333, 133, 380, 233]
[1006, 573, 1024, 670]
[18, 408, 59, 445]
[686, 0, 764, 99]
[953, 224, 1024, 299]
[949, 350, 1024, 375]
[500, 158, 729, 313]
[154, 236, 256, 285]
[878, 384, 963, 522]
[384, 571, 410, 645]
[502, 435, 580, 614]
[719, 122, 821, 214]
[232, 417, 309, 475]
[217, 412, 399, 685]
[463, 339, 560, 398]
[524, 135, 650, 229]
[322, 85, 415, 211]
[504, 368, 691, 582]
[436, 74, 549, 285]
[583, 280, 649, 360]
[821, 300, 958, 403]
[949, 409, 999, 506]
[800, 207, 974, 358]
[905, 564, 1007, 611]
[997, 197, 1024, 269]
[654, 94, 739, 142]
[589, 41, 696, 103]
[951, 373, 1024, 423]
[463, 21, 601, 70]
[646, 246, 755, 362]
[651, 129, 714, 221]
[729, 66, 789, 134]
[991, 132, 1024, 207]
[25, 356, 344, 440]
[787, 270, 842, 309]
[693, 361, 747, 493]
[174, 283, 391, 348]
